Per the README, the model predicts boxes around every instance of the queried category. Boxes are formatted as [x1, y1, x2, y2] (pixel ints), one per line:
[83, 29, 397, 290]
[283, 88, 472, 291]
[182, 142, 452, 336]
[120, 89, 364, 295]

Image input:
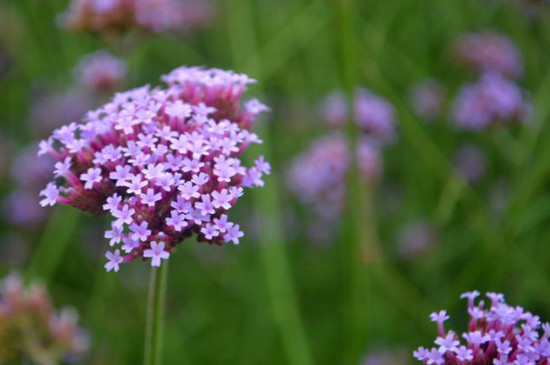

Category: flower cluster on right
[414, 292, 550, 365]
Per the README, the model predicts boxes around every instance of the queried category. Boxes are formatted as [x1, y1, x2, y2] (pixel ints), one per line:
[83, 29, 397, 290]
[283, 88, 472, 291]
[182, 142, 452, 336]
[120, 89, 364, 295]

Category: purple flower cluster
[452, 73, 531, 131]
[60, 0, 215, 35]
[75, 50, 127, 94]
[320, 88, 397, 145]
[0, 274, 88, 363]
[452, 32, 523, 79]
[409, 80, 446, 121]
[287, 133, 381, 221]
[38, 66, 270, 272]
[414, 291, 550, 365]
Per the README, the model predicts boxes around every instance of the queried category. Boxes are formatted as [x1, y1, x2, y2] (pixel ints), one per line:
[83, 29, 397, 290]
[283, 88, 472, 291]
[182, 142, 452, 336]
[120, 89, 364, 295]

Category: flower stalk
[144, 261, 169, 365]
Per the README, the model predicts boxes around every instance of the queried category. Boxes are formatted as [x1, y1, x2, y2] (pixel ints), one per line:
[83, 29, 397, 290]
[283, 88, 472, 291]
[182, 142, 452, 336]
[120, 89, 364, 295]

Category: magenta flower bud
[38, 66, 270, 272]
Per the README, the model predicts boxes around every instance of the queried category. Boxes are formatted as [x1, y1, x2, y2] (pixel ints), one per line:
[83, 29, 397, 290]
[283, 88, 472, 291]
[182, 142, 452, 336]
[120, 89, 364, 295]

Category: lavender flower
[355, 88, 397, 144]
[409, 80, 446, 121]
[452, 144, 487, 184]
[0, 274, 88, 363]
[452, 73, 531, 131]
[60, 0, 215, 35]
[452, 32, 523, 79]
[287, 133, 381, 222]
[414, 291, 550, 365]
[75, 50, 127, 93]
[320, 89, 397, 144]
[38, 66, 270, 272]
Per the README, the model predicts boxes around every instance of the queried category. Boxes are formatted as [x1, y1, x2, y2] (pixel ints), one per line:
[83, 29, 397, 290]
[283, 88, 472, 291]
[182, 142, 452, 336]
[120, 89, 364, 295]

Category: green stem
[144, 262, 168, 365]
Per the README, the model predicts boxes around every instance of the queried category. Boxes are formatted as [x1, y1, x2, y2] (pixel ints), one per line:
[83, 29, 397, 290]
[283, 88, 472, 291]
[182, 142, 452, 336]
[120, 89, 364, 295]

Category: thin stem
[144, 262, 169, 365]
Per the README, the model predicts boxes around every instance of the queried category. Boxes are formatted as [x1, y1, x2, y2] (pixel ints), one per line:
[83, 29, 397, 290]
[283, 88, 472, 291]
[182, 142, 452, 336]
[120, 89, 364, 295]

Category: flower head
[452, 73, 531, 131]
[287, 133, 381, 223]
[452, 32, 523, 79]
[414, 292, 550, 365]
[60, 0, 215, 35]
[39, 66, 270, 271]
[0, 273, 88, 363]
[75, 50, 127, 93]
[320, 89, 397, 144]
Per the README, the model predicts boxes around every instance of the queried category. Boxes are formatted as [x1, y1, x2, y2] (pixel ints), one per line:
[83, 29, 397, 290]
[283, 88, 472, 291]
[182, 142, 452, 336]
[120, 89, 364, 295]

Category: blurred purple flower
[452, 32, 523, 79]
[355, 88, 397, 144]
[0, 273, 89, 363]
[287, 133, 382, 222]
[397, 220, 438, 258]
[409, 79, 446, 121]
[451, 73, 531, 131]
[75, 50, 127, 94]
[60, 0, 215, 35]
[414, 291, 550, 365]
[30, 88, 94, 138]
[453, 144, 487, 184]
[320, 91, 347, 127]
[38, 66, 270, 272]
[320, 89, 398, 144]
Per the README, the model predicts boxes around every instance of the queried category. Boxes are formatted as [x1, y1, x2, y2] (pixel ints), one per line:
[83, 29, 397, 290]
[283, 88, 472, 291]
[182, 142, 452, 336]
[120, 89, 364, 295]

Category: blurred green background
[2, 0, 550, 364]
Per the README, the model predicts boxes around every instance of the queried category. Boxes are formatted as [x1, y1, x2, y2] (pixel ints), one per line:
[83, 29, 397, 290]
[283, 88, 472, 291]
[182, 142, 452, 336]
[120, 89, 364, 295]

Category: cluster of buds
[320, 88, 397, 145]
[414, 291, 550, 365]
[287, 133, 381, 222]
[38, 66, 270, 272]
[409, 79, 446, 121]
[60, 0, 215, 35]
[0, 274, 88, 364]
[75, 50, 127, 94]
[452, 32, 523, 79]
[452, 73, 531, 131]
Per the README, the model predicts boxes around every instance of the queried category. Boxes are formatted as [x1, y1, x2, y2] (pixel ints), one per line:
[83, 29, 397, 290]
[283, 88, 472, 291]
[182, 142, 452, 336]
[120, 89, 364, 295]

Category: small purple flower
[143, 241, 170, 267]
[75, 50, 127, 93]
[105, 249, 123, 272]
